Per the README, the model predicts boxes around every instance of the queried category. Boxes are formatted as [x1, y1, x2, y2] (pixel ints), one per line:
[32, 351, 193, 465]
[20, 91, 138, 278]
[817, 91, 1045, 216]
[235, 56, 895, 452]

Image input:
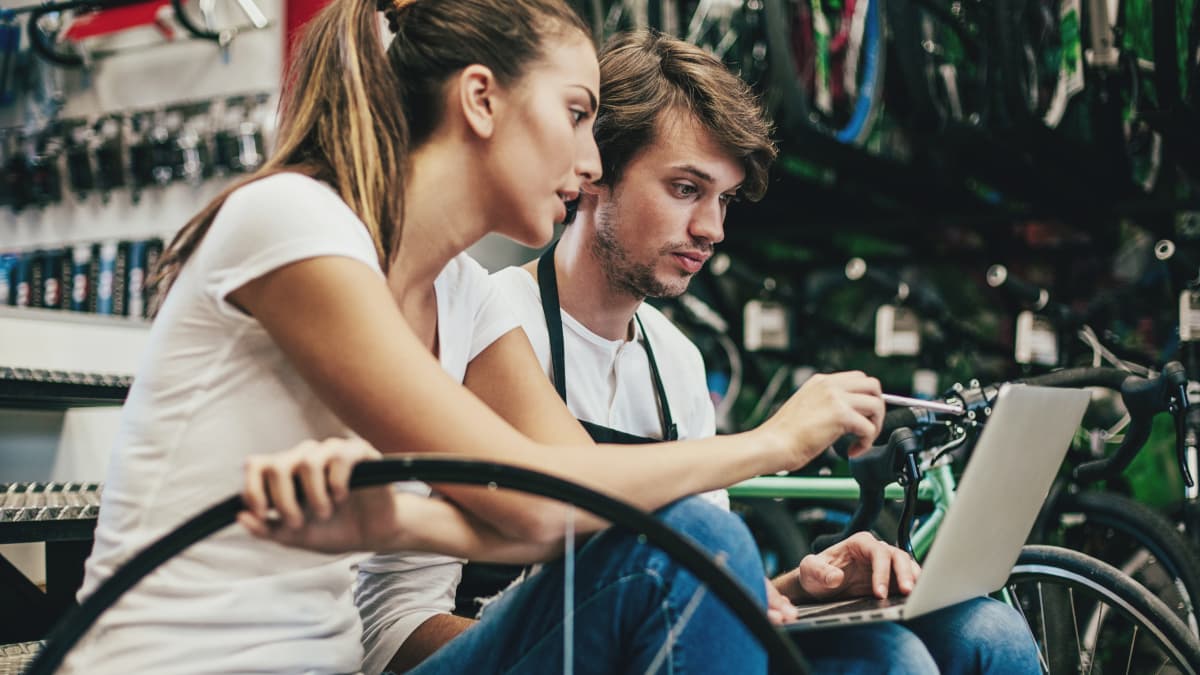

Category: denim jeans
[404, 496, 1040, 674]
[789, 597, 1042, 674]
[408, 496, 767, 674]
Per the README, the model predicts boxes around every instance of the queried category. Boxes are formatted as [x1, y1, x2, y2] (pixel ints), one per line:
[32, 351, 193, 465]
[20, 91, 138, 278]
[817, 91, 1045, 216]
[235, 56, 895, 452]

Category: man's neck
[548, 226, 643, 342]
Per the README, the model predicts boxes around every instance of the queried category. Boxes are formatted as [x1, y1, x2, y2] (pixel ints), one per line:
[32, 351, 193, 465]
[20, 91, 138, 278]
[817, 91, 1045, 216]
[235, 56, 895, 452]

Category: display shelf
[0, 368, 130, 411]
[0, 482, 102, 544]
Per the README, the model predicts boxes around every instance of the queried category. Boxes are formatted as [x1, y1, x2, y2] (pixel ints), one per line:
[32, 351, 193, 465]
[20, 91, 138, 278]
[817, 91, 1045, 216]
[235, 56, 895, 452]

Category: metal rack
[0, 367, 130, 410]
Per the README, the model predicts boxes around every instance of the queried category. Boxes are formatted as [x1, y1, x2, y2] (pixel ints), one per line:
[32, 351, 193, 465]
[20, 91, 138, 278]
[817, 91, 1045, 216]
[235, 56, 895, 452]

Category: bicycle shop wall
[0, 0, 284, 583]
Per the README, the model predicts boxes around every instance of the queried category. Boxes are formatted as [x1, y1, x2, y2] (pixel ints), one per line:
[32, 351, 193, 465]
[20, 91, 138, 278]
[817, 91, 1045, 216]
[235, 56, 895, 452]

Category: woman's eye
[571, 109, 587, 125]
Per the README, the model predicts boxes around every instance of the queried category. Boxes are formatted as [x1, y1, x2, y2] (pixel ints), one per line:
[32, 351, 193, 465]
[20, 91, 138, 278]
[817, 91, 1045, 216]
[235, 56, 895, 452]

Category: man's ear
[458, 64, 500, 139]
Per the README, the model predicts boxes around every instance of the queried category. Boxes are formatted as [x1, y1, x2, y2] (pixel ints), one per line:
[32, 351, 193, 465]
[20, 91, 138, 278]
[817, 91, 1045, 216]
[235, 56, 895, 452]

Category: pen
[881, 393, 965, 415]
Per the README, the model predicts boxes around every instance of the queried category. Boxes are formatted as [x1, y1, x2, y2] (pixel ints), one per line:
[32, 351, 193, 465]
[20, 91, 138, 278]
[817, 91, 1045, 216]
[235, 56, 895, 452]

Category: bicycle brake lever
[1174, 385, 1194, 488]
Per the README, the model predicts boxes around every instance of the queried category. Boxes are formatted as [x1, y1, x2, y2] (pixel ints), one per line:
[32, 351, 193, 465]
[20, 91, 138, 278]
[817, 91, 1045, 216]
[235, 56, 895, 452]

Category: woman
[68, 0, 889, 672]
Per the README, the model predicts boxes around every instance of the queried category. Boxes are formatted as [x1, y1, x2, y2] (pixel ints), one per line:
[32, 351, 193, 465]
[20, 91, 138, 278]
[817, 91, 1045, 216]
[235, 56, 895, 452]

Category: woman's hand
[238, 438, 399, 553]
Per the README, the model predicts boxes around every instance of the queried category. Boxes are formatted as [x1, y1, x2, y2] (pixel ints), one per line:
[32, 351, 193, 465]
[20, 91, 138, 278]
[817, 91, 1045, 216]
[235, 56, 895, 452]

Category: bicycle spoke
[1086, 599, 1108, 675]
[1125, 623, 1137, 675]
[1069, 586, 1083, 666]
[1034, 582, 1048, 650]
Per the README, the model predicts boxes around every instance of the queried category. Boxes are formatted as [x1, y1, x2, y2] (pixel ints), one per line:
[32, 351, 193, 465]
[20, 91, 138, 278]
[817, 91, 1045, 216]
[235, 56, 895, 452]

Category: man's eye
[674, 184, 697, 197]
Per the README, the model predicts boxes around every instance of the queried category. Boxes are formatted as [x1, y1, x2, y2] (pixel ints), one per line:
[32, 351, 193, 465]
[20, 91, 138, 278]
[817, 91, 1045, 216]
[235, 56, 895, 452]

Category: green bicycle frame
[728, 462, 959, 560]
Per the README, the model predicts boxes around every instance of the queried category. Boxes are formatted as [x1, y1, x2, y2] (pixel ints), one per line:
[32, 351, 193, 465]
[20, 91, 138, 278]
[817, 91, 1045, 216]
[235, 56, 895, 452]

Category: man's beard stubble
[590, 206, 689, 301]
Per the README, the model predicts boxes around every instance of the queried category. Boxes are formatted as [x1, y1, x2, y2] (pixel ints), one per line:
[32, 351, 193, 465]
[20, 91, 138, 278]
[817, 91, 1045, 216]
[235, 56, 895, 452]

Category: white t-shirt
[354, 254, 517, 675]
[355, 263, 727, 674]
[65, 172, 517, 674]
[490, 265, 727, 510]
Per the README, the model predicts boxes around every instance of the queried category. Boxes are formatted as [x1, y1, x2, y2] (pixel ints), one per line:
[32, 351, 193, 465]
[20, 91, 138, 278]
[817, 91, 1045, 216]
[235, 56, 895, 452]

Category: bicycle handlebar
[1004, 364, 1190, 485]
[1068, 361, 1190, 484]
[986, 264, 1050, 311]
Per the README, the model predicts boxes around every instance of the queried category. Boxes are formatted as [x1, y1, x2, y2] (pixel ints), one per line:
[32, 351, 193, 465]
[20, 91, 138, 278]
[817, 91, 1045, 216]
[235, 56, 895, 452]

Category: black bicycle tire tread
[1011, 545, 1200, 673]
[1050, 490, 1200, 627]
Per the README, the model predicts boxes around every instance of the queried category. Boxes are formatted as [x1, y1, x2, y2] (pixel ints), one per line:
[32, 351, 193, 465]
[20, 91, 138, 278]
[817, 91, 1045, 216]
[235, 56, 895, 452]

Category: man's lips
[672, 251, 711, 274]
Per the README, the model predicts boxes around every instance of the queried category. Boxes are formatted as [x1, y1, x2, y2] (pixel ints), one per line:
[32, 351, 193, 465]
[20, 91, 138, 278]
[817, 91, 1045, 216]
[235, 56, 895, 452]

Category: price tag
[1180, 290, 1200, 342]
[911, 368, 939, 400]
[875, 305, 920, 357]
[744, 299, 790, 351]
[1015, 311, 1059, 365]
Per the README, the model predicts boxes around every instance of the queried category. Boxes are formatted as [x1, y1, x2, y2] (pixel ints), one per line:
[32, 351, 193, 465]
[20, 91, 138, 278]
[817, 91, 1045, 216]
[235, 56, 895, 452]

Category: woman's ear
[458, 64, 500, 139]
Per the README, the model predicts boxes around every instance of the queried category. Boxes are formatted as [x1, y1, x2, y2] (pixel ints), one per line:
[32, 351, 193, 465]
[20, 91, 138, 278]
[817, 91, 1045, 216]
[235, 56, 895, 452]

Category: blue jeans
[789, 597, 1041, 674]
[409, 496, 768, 674]
[405, 497, 1040, 674]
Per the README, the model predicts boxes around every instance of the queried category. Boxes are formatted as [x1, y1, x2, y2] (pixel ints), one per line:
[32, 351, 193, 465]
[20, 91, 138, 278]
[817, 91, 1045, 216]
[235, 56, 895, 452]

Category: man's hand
[779, 532, 921, 603]
[760, 371, 885, 467]
[766, 576, 799, 624]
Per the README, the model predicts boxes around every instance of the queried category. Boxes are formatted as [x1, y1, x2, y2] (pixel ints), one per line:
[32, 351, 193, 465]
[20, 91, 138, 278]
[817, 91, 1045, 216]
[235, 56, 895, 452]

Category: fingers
[237, 510, 269, 538]
[264, 458, 305, 529]
[891, 546, 917, 595]
[242, 455, 271, 520]
[242, 437, 382, 529]
[868, 536, 893, 599]
[765, 578, 798, 624]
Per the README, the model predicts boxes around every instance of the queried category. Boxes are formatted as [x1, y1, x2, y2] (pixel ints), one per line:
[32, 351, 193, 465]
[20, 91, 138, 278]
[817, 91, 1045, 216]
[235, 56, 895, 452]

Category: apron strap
[537, 242, 568, 401]
[538, 241, 677, 441]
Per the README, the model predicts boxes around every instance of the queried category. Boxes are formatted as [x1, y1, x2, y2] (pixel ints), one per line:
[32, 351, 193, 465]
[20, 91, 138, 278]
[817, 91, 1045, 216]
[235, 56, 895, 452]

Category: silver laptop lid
[905, 384, 1091, 616]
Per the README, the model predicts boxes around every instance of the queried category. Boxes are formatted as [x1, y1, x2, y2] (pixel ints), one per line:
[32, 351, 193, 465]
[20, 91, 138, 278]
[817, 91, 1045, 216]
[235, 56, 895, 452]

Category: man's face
[588, 110, 744, 299]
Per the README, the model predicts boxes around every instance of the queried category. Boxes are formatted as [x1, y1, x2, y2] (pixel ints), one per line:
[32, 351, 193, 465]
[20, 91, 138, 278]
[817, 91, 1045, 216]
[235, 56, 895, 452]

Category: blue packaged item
[95, 241, 118, 315]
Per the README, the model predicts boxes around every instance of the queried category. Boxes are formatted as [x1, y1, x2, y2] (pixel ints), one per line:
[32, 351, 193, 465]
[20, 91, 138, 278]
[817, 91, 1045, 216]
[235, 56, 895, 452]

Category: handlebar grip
[831, 407, 930, 457]
[987, 265, 1049, 310]
[845, 258, 902, 295]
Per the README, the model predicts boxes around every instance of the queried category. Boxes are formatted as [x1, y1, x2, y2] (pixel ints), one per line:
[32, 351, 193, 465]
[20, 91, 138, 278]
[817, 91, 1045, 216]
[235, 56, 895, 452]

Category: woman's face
[486, 32, 602, 247]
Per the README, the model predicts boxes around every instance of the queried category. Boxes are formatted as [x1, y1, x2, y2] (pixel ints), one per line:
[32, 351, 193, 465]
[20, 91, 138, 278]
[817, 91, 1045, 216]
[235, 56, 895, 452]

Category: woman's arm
[229, 257, 884, 541]
[239, 439, 566, 562]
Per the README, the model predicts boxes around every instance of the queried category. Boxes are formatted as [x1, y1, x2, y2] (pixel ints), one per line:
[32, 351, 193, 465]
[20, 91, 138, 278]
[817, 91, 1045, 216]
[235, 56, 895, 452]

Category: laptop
[785, 383, 1091, 631]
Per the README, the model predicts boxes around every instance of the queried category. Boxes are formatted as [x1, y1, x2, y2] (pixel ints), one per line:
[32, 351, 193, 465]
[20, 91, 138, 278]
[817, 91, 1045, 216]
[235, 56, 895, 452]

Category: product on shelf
[0, 238, 163, 317]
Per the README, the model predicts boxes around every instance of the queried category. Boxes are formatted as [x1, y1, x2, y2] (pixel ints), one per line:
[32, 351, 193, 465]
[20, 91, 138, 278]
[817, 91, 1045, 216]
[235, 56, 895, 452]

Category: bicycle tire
[1039, 489, 1200, 635]
[764, 0, 886, 145]
[1007, 545, 1200, 674]
[26, 458, 809, 675]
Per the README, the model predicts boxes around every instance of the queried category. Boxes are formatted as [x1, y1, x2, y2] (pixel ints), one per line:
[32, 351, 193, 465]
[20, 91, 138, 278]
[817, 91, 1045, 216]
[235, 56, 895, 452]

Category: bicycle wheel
[1038, 490, 1200, 635]
[1006, 545, 1200, 674]
[885, 0, 988, 133]
[765, 0, 887, 145]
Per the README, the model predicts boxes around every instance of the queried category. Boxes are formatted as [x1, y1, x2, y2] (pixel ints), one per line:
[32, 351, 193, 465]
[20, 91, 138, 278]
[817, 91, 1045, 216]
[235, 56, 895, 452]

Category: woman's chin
[499, 222, 556, 249]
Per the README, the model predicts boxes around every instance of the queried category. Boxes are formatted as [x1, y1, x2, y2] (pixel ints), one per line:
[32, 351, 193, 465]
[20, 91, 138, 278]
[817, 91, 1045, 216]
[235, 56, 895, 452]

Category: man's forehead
[642, 109, 745, 187]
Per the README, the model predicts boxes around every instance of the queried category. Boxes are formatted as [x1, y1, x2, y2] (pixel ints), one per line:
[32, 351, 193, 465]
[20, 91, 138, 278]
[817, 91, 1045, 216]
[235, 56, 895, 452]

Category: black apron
[535, 240, 679, 444]
[454, 242, 679, 617]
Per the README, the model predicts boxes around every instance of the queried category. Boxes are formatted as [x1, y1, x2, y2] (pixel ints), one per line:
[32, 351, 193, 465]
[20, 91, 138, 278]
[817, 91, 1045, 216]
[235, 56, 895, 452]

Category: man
[483, 31, 1039, 673]
[358, 31, 1039, 674]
